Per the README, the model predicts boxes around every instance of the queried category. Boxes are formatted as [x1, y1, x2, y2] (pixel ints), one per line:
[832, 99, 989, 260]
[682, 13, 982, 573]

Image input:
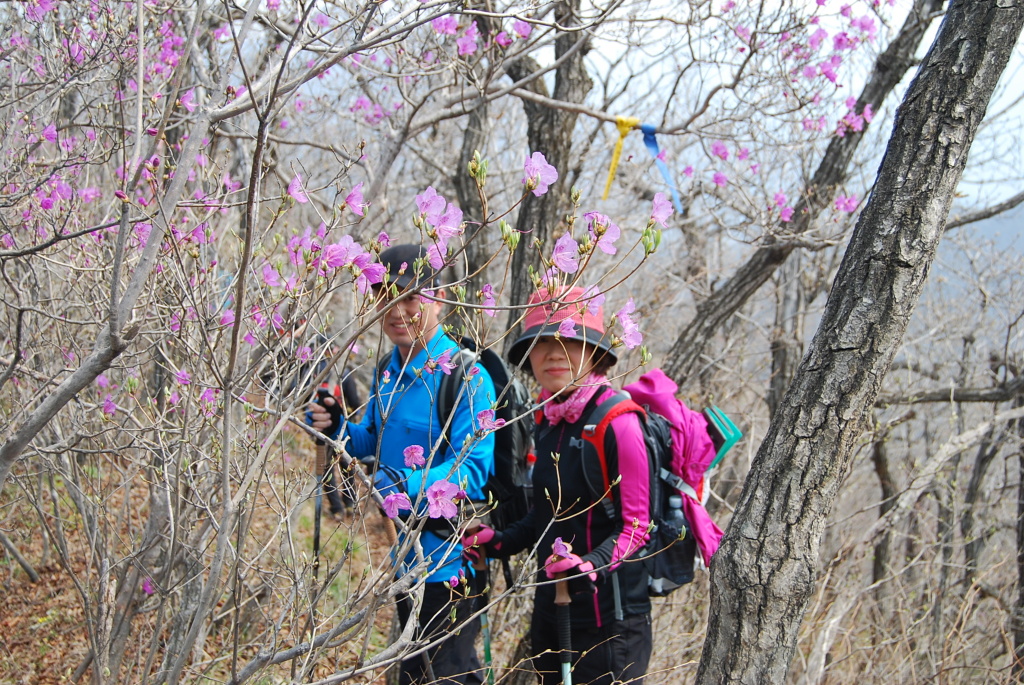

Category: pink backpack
[622, 368, 727, 564]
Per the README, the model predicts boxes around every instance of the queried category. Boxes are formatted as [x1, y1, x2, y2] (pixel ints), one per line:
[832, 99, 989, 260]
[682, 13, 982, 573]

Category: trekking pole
[467, 521, 494, 685]
[312, 439, 328, 583]
[553, 573, 573, 685]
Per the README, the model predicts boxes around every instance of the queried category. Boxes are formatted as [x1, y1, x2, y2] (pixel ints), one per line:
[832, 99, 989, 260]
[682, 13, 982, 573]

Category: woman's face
[528, 337, 598, 395]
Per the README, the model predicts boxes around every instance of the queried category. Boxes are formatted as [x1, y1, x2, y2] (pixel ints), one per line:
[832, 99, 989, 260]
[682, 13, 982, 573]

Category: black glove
[313, 386, 343, 440]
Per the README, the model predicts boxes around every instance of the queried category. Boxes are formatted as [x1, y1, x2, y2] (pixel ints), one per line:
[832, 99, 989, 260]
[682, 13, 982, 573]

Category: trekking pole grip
[315, 442, 327, 476]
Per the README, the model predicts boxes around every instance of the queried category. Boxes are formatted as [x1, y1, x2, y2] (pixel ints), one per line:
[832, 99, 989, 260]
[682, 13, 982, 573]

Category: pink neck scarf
[539, 373, 608, 425]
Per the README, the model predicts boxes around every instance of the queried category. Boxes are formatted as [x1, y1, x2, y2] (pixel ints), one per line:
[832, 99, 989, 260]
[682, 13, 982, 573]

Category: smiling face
[376, 290, 445, 360]
[527, 337, 599, 395]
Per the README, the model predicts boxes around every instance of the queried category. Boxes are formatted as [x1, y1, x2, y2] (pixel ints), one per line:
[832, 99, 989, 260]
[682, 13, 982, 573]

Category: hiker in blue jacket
[463, 286, 654, 685]
[309, 244, 496, 685]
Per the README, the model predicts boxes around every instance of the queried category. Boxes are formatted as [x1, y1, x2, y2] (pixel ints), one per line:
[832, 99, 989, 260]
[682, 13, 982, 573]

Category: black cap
[378, 244, 439, 292]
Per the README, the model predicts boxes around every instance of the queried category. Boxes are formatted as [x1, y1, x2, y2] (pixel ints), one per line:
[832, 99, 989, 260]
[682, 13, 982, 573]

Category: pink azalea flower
[863, 104, 875, 123]
[774, 192, 787, 207]
[415, 186, 447, 224]
[835, 32, 856, 50]
[190, 223, 212, 244]
[820, 55, 842, 84]
[426, 242, 447, 270]
[616, 299, 643, 349]
[142, 577, 155, 596]
[835, 194, 859, 213]
[296, 346, 312, 363]
[809, 28, 828, 51]
[96, 374, 110, 389]
[480, 283, 497, 317]
[712, 172, 728, 187]
[523, 151, 558, 197]
[583, 286, 605, 315]
[427, 349, 457, 375]
[495, 31, 512, 48]
[431, 16, 458, 35]
[321, 236, 360, 269]
[651, 193, 673, 227]
[558, 318, 578, 338]
[199, 388, 217, 411]
[262, 263, 282, 287]
[345, 182, 368, 216]
[435, 204, 464, 239]
[457, 22, 479, 56]
[355, 260, 386, 294]
[102, 395, 117, 417]
[220, 309, 235, 326]
[477, 409, 507, 432]
[287, 174, 308, 203]
[551, 537, 572, 558]
[426, 480, 460, 519]
[175, 370, 191, 385]
[710, 140, 729, 160]
[404, 445, 426, 468]
[512, 19, 532, 39]
[683, 165, 694, 177]
[382, 492, 413, 519]
[852, 15, 877, 37]
[584, 211, 620, 255]
[180, 89, 196, 113]
[780, 206, 794, 222]
[551, 232, 579, 274]
[43, 124, 57, 143]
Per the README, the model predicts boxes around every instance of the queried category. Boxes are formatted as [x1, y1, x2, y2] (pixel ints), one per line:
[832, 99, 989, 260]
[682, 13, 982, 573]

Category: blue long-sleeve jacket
[342, 328, 496, 582]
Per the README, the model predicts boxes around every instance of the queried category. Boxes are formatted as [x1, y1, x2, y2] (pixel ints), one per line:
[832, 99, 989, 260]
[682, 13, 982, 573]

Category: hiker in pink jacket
[464, 286, 654, 685]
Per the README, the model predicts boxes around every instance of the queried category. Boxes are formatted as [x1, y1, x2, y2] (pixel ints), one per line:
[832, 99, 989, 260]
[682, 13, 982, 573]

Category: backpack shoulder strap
[436, 346, 478, 447]
[580, 391, 645, 493]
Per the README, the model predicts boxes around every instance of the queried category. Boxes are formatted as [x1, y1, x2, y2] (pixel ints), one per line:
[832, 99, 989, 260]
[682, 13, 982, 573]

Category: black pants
[530, 611, 652, 685]
[396, 574, 485, 685]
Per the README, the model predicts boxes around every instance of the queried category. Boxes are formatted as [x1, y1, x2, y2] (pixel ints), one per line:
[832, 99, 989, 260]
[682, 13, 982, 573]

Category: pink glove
[544, 552, 597, 582]
[461, 524, 502, 564]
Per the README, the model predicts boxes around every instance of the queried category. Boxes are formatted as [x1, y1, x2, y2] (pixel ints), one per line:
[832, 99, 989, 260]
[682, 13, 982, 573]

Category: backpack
[578, 368, 740, 597]
[437, 338, 534, 531]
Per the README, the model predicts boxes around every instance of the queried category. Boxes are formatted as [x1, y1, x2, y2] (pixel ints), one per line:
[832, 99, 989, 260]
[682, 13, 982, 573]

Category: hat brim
[507, 323, 618, 370]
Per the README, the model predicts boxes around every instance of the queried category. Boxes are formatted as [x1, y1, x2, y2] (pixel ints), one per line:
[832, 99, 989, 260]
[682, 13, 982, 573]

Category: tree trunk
[663, 0, 944, 386]
[695, 2, 1024, 682]
[1013, 407, 1024, 677]
[455, 101, 492, 293]
[767, 255, 805, 419]
[503, 0, 593, 340]
[871, 435, 896, 614]
[453, 6, 493, 294]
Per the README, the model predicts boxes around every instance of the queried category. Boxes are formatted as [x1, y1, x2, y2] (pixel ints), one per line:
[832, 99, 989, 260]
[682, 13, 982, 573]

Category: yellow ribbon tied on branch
[601, 116, 640, 201]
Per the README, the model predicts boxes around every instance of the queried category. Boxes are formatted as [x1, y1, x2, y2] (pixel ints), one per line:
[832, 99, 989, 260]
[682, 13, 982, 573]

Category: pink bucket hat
[507, 286, 617, 368]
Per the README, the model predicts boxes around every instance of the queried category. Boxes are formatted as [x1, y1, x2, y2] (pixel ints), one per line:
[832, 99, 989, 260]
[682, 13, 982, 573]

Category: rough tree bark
[663, 0, 944, 386]
[503, 0, 593, 338]
[1014, 406, 1024, 677]
[695, 1, 1024, 682]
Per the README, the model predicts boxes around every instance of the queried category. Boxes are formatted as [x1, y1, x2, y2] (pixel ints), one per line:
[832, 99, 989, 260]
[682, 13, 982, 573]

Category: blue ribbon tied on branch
[641, 123, 684, 214]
